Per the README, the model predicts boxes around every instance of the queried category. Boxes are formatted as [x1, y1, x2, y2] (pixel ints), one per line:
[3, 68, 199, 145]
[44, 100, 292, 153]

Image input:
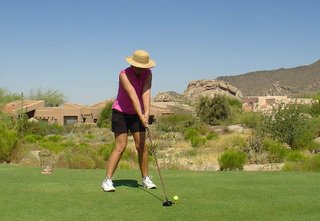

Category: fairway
[1, 165, 319, 221]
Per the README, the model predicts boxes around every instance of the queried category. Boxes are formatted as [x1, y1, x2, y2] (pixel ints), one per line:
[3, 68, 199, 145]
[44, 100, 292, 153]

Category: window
[64, 116, 78, 125]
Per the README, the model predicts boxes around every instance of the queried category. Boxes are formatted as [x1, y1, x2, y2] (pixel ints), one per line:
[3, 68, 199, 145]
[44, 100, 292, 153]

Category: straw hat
[126, 50, 156, 68]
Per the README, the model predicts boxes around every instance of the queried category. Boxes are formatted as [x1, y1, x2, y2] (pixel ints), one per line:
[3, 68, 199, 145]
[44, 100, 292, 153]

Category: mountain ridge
[216, 59, 320, 96]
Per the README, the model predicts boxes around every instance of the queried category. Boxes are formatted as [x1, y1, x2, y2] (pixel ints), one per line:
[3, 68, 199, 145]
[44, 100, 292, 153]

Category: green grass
[1, 165, 320, 221]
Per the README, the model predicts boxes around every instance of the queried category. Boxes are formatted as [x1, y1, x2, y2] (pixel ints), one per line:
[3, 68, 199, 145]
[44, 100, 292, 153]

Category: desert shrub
[16, 115, 64, 136]
[97, 101, 113, 128]
[43, 123, 64, 135]
[190, 136, 207, 148]
[229, 135, 247, 149]
[238, 111, 263, 129]
[39, 140, 66, 153]
[262, 139, 288, 163]
[62, 144, 96, 169]
[0, 112, 14, 129]
[305, 154, 320, 171]
[218, 149, 246, 171]
[196, 95, 231, 125]
[98, 142, 138, 166]
[282, 154, 320, 172]
[121, 147, 138, 162]
[309, 92, 320, 116]
[184, 128, 200, 140]
[98, 142, 115, 161]
[243, 135, 269, 164]
[285, 151, 306, 162]
[85, 134, 95, 140]
[206, 131, 218, 140]
[24, 134, 44, 143]
[65, 153, 96, 169]
[46, 134, 64, 143]
[184, 128, 207, 148]
[0, 124, 18, 162]
[310, 101, 320, 116]
[261, 103, 315, 150]
[157, 113, 196, 132]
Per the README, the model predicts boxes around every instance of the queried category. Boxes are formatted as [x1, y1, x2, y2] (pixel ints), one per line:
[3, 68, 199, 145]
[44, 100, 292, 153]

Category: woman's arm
[142, 72, 152, 122]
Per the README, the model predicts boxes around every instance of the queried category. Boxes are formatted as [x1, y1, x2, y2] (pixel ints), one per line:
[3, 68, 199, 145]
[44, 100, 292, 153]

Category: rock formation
[183, 79, 243, 101]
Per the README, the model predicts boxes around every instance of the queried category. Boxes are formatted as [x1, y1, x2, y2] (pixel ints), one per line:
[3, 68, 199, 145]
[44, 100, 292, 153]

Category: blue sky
[1, 0, 320, 105]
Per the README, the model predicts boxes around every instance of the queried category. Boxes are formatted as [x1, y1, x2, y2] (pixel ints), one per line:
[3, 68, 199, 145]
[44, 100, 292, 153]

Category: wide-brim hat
[126, 50, 156, 69]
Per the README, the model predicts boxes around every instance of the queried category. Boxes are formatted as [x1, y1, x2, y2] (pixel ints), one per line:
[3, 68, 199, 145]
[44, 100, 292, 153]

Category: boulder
[183, 79, 242, 101]
[153, 91, 185, 102]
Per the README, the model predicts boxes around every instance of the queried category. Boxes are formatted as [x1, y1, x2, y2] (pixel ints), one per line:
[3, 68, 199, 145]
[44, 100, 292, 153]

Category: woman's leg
[132, 131, 148, 177]
[105, 132, 128, 178]
[132, 131, 156, 189]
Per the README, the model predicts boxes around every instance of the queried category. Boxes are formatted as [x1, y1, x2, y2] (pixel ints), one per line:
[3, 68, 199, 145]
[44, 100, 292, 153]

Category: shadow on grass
[113, 179, 163, 203]
[113, 179, 140, 188]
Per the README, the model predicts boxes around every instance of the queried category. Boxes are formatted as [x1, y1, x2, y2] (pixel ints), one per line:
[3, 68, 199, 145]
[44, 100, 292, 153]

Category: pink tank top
[112, 66, 151, 114]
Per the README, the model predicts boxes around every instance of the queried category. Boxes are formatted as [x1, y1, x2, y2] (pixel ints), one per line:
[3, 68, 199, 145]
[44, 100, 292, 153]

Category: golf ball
[173, 195, 179, 201]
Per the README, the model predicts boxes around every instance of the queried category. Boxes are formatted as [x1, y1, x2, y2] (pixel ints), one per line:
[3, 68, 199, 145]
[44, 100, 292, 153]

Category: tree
[196, 95, 231, 125]
[97, 102, 113, 128]
[0, 88, 22, 110]
[0, 122, 18, 163]
[261, 103, 316, 150]
[28, 88, 65, 107]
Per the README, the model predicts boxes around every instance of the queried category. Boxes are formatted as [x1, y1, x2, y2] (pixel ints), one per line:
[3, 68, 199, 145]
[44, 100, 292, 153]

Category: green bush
[261, 103, 316, 150]
[97, 102, 113, 128]
[239, 111, 263, 129]
[39, 140, 66, 153]
[16, 116, 64, 136]
[65, 153, 96, 169]
[0, 124, 18, 162]
[0, 112, 14, 129]
[98, 142, 114, 161]
[184, 128, 207, 148]
[282, 154, 320, 172]
[184, 128, 200, 140]
[219, 150, 246, 171]
[263, 139, 288, 163]
[46, 135, 64, 143]
[101, 142, 138, 161]
[190, 136, 207, 148]
[157, 113, 196, 132]
[196, 95, 231, 125]
[285, 151, 306, 162]
[24, 134, 43, 143]
[206, 131, 218, 140]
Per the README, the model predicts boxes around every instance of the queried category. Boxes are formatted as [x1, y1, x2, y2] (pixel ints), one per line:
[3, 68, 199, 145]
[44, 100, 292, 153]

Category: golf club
[146, 128, 173, 207]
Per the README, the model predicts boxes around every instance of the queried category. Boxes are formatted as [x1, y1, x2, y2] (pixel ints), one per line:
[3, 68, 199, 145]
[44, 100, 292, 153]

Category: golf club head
[162, 200, 173, 207]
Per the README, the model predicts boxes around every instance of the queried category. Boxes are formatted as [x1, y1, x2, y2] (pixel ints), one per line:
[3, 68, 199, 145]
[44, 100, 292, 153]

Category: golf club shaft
[146, 128, 169, 201]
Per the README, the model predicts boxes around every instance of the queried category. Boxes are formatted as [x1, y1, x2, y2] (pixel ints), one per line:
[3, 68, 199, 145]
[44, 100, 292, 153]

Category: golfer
[102, 50, 157, 192]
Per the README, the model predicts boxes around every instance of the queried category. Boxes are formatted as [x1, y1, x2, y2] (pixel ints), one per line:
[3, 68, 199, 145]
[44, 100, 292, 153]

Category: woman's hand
[140, 114, 149, 128]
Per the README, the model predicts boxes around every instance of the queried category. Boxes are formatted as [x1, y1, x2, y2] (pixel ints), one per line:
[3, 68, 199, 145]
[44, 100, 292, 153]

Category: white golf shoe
[101, 178, 115, 192]
[142, 176, 157, 189]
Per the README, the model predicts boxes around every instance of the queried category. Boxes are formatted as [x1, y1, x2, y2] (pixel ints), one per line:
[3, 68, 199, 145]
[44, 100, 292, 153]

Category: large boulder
[153, 91, 185, 102]
[183, 79, 243, 101]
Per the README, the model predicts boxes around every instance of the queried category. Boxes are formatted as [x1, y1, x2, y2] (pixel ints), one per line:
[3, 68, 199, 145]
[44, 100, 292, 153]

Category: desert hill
[217, 60, 320, 97]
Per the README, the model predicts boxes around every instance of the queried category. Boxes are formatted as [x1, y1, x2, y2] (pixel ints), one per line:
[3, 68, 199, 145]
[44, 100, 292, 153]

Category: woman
[101, 50, 157, 192]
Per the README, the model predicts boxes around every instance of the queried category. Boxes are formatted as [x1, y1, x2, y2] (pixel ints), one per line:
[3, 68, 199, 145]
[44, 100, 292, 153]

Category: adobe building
[3, 100, 100, 125]
[242, 96, 314, 112]
[3, 99, 174, 126]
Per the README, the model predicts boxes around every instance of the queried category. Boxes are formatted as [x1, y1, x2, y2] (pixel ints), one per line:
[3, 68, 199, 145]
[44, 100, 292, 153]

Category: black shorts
[111, 109, 146, 133]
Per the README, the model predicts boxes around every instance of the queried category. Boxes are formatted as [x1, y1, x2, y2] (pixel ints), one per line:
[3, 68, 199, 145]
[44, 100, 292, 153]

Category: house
[3, 99, 174, 126]
[242, 96, 314, 112]
[3, 100, 100, 125]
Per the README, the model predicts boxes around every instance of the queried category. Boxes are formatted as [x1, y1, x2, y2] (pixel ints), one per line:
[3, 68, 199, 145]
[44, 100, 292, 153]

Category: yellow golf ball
[173, 195, 179, 201]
